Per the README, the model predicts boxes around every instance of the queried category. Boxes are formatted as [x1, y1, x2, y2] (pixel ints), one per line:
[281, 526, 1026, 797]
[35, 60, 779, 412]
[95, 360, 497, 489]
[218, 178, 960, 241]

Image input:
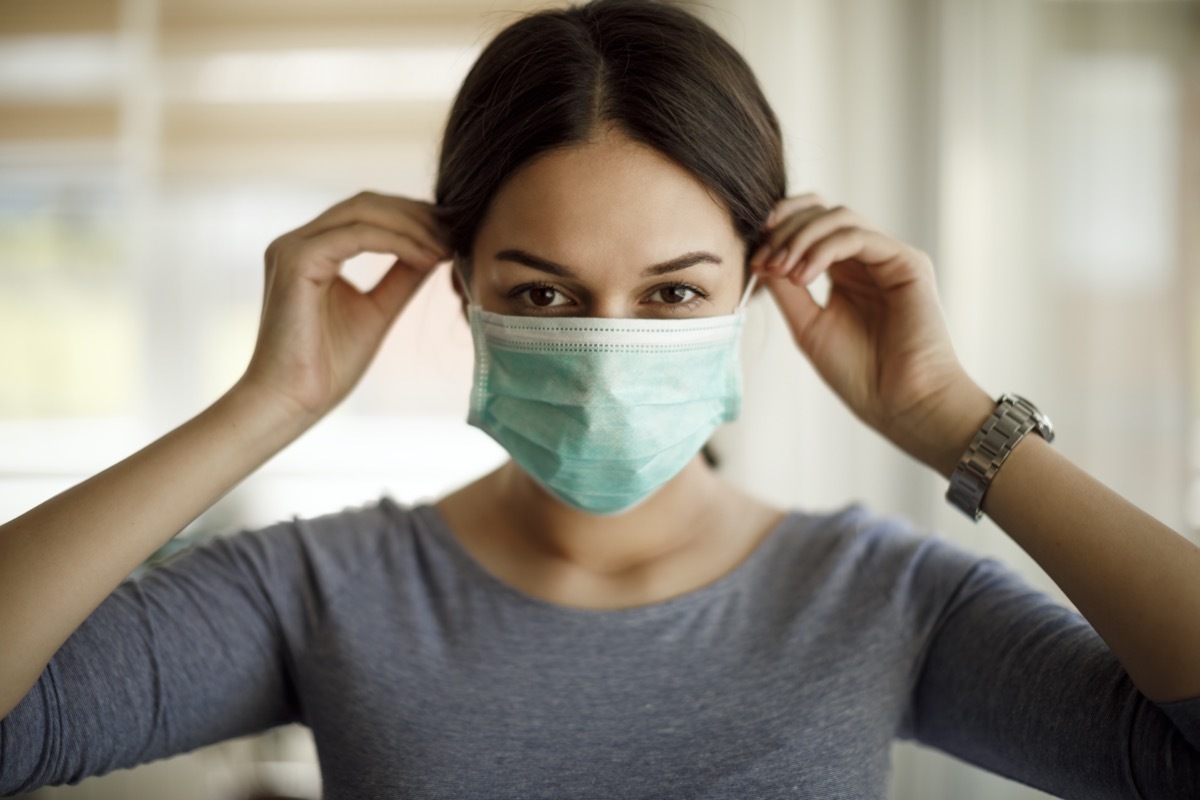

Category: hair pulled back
[435, 0, 786, 271]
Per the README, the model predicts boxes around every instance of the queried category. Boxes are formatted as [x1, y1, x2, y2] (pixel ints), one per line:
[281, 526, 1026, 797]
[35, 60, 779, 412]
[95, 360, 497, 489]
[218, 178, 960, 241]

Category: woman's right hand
[0, 192, 450, 721]
[238, 191, 450, 419]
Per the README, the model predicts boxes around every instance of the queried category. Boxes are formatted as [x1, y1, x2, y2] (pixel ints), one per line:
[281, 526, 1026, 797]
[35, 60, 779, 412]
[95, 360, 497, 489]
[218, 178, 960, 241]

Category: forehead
[474, 131, 741, 264]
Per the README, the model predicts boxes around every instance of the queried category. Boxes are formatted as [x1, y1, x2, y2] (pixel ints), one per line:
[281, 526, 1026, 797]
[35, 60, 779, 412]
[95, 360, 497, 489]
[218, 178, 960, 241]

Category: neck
[436, 451, 784, 610]
[489, 455, 727, 575]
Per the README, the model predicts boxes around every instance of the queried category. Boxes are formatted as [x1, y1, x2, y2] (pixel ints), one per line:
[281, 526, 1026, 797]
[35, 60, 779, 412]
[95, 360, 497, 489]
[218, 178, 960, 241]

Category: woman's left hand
[754, 199, 1200, 712]
[749, 194, 993, 476]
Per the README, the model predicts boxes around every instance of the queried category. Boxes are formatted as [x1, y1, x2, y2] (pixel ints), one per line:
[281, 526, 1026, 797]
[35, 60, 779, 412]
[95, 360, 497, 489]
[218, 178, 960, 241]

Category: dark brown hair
[435, 0, 786, 274]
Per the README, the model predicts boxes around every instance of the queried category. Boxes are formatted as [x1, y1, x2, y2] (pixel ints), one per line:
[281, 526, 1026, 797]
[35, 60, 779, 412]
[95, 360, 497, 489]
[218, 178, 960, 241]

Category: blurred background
[1, 0, 1196, 798]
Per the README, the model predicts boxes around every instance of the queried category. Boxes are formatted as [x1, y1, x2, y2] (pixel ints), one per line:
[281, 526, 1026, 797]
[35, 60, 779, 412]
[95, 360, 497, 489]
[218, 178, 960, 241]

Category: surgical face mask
[464, 274, 756, 515]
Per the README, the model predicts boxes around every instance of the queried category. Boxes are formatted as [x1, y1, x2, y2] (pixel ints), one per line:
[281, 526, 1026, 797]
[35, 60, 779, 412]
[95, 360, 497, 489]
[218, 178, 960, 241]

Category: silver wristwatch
[946, 393, 1054, 521]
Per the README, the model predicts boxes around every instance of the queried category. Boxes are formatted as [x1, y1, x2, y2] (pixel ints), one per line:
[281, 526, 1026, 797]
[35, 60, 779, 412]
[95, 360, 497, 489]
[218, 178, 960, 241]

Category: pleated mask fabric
[466, 278, 755, 515]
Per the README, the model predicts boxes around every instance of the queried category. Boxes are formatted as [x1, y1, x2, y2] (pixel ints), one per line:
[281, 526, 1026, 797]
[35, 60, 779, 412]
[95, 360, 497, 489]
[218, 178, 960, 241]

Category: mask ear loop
[737, 273, 758, 310]
[453, 259, 477, 307]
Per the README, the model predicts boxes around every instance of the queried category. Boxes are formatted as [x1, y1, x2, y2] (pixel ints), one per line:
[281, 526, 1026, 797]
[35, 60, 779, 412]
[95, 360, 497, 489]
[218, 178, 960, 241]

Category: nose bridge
[588, 294, 634, 318]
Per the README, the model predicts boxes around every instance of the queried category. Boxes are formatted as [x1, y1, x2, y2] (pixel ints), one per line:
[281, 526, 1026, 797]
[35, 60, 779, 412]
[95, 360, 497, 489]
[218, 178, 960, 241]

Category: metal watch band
[946, 394, 1054, 521]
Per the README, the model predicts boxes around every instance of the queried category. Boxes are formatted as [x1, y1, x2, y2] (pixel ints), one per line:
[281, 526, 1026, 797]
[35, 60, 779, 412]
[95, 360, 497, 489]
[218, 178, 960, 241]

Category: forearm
[928, 394, 1200, 704]
[755, 192, 1200, 705]
[980, 435, 1200, 703]
[0, 383, 313, 718]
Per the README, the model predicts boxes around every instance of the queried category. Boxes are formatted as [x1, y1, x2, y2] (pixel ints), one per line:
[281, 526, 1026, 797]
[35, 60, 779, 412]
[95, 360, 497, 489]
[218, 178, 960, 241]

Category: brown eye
[507, 282, 570, 310]
[654, 285, 698, 304]
[528, 286, 560, 306]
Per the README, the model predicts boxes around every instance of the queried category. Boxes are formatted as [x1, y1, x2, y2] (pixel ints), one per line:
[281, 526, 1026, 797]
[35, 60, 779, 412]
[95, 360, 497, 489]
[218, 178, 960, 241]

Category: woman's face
[469, 128, 747, 318]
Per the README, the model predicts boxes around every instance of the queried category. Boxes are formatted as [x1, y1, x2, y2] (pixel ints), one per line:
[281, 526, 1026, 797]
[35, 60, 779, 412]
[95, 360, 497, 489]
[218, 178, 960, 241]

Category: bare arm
[0, 192, 449, 719]
[941, 396, 1200, 704]
[756, 194, 1200, 708]
[0, 385, 307, 718]
[991, 440, 1200, 703]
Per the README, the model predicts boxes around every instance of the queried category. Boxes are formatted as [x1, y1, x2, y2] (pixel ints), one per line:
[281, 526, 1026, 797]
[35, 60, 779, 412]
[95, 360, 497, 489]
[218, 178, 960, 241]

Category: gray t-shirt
[2, 499, 1198, 798]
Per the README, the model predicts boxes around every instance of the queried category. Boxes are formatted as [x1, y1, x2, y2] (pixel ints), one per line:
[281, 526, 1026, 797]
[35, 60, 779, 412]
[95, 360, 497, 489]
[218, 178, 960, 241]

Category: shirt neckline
[407, 501, 803, 621]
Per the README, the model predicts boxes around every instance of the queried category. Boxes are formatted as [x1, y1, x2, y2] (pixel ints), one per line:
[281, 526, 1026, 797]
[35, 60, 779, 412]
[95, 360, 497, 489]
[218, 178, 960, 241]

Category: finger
[765, 192, 826, 228]
[766, 207, 836, 272]
[776, 206, 875, 278]
[751, 193, 827, 268]
[765, 274, 824, 351]
[790, 227, 920, 290]
[367, 258, 436, 321]
[300, 192, 444, 242]
[278, 223, 443, 285]
[296, 192, 450, 256]
[754, 203, 867, 277]
[750, 203, 827, 270]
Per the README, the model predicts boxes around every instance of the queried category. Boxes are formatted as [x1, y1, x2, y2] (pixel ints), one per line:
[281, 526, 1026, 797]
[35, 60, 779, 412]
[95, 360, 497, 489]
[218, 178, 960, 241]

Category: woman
[1, 1, 1198, 797]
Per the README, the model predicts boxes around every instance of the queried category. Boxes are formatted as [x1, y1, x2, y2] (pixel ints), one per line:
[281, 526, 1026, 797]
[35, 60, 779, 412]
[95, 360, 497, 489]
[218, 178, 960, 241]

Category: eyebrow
[494, 248, 723, 278]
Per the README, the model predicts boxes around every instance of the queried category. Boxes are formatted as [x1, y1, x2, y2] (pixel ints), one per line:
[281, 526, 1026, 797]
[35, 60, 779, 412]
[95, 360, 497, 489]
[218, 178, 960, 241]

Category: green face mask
[466, 277, 755, 515]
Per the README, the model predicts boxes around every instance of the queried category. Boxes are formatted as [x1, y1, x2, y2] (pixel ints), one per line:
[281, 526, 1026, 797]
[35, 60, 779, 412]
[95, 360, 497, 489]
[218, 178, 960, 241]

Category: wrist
[935, 389, 997, 479]
[894, 382, 995, 480]
[944, 393, 1056, 520]
[220, 376, 325, 448]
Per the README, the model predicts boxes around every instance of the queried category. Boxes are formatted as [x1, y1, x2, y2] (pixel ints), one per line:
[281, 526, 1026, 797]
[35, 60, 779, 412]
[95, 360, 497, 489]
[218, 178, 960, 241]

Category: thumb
[368, 257, 439, 322]
[765, 275, 823, 352]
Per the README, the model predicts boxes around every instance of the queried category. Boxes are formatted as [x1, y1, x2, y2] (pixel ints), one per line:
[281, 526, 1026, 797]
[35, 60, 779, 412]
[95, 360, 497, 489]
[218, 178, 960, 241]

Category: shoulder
[145, 496, 429, 606]
[758, 504, 998, 623]
[773, 503, 982, 578]
[122, 497, 455, 649]
[173, 494, 407, 559]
